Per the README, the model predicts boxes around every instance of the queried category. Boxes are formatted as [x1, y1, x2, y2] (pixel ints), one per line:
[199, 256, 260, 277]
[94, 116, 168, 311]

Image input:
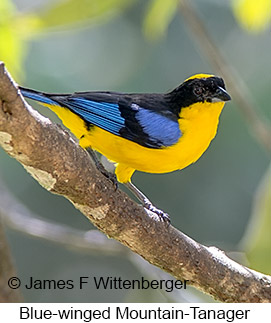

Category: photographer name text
[8, 276, 188, 293]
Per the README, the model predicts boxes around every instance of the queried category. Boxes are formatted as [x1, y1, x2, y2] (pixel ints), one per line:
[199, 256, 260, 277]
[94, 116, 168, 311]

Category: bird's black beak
[215, 86, 231, 102]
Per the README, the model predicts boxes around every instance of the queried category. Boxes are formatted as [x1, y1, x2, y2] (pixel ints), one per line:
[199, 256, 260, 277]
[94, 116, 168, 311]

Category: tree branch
[0, 62, 270, 302]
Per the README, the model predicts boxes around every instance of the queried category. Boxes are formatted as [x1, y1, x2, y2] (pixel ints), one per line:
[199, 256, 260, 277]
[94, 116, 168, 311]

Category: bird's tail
[19, 86, 56, 105]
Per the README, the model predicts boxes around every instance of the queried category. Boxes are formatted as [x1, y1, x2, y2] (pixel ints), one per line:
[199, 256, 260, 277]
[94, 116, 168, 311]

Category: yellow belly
[47, 101, 224, 183]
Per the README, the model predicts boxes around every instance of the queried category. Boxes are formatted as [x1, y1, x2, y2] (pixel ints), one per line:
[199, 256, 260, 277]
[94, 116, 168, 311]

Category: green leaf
[143, 0, 179, 41]
[241, 164, 271, 274]
[35, 0, 136, 31]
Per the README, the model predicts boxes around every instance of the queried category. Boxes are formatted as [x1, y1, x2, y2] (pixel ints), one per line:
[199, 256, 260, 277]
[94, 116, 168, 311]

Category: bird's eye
[194, 86, 204, 96]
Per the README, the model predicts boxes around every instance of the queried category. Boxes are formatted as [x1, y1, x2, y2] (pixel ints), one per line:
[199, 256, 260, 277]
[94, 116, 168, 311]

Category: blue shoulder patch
[135, 108, 181, 147]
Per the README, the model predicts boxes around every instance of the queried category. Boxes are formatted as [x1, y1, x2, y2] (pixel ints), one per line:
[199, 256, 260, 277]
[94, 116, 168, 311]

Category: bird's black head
[167, 74, 231, 114]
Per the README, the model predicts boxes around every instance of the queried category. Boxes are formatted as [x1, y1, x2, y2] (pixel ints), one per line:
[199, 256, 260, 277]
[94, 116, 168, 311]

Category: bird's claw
[144, 201, 171, 224]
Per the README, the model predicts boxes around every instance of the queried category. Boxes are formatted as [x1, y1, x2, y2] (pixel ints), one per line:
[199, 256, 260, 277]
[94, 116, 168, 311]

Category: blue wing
[67, 97, 125, 136]
[20, 87, 182, 148]
[67, 98, 181, 148]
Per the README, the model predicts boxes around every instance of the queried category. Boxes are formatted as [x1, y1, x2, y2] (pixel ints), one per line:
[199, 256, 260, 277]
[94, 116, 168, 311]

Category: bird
[19, 74, 231, 223]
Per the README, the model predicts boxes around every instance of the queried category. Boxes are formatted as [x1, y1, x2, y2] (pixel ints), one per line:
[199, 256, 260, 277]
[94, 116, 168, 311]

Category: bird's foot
[144, 200, 171, 224]
[124, 181, 170, 225]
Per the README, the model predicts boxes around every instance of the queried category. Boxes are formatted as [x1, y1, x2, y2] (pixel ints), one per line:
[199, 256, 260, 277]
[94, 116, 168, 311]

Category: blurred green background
[0, 0, 270, 302]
